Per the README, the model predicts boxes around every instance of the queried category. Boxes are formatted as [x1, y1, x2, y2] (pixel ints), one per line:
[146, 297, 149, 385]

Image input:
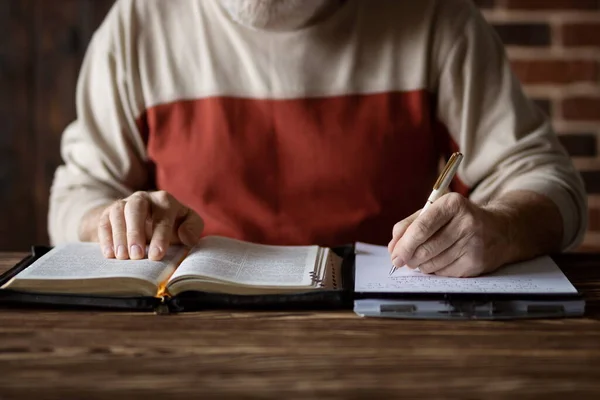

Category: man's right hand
[79, 191, 204, 261]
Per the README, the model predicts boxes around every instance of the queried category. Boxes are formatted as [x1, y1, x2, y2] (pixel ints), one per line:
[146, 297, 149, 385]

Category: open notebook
[1, 236, 343, 298]
[353, 242, 584, 319]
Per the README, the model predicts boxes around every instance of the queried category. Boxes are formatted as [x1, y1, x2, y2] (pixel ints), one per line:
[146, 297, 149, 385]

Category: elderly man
[49, 0, 587, 278]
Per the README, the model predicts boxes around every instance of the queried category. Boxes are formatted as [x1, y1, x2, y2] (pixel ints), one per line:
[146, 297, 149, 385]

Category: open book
[1, 236, 342, 298]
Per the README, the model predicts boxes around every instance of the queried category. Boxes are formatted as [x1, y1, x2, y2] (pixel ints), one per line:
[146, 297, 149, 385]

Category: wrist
[479, 201, 521, 267]
[482, 191, 563, 264]
[483, 203, 523, 264]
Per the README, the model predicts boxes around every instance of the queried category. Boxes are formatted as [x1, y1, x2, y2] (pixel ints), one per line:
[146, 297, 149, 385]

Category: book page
[169, 236, 318, 287]
[354, 242, 578, 294]
[9, 243, 186, 285]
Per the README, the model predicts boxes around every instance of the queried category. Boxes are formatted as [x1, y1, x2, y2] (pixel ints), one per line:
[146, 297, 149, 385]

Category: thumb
[177, 208, 204, 247]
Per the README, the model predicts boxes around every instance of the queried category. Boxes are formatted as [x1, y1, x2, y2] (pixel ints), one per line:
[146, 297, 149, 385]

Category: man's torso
[119, 0, 467, 245]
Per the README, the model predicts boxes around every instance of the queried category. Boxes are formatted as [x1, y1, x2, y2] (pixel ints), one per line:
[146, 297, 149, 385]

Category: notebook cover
[353, 294, 586, 320]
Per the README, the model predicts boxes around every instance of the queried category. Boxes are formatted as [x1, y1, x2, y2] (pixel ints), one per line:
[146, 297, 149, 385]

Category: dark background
[1, 0, 599, 251]
[1, 0, 114, 249]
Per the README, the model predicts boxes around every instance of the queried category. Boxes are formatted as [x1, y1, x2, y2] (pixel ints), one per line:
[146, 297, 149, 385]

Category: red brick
[563, 97, 600, 121]
[558, 133, 597, 157]
[589, 208, 600, 231]
[581, 170, 600, 193]
[473, 0, 495, 8]
[511, 59, 599, 84]
[505, 0, 600, 10]
[574, 244, 597, 253]
[563, 23, 600, 47]
[533, 98, 553, 116]
[492, 23, 551, 46]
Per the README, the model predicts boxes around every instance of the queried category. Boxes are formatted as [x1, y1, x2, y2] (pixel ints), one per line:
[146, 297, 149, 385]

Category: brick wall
[476, 0, 600, 251]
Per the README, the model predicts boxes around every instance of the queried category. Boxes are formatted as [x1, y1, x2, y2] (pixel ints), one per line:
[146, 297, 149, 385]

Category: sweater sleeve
[48, 0, 149, 244]
[434, 1, 587, 250]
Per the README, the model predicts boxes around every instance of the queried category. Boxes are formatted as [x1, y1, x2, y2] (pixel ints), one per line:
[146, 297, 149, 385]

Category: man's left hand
[388, 193, 515, 278]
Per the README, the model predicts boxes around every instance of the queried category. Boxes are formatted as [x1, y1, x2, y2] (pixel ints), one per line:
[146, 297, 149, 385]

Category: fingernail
[149, 246, 161, 260]
[130, 245, 143, 260]
[392, 257, 403, 268]
[103, 246, 113, 258]
[116, 245, 127, 259]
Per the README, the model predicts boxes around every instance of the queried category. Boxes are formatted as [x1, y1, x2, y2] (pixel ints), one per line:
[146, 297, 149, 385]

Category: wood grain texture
[1, 253, 600, 399]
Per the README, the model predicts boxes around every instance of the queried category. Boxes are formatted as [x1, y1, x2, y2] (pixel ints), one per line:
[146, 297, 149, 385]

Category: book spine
[154, 296, 172, 315]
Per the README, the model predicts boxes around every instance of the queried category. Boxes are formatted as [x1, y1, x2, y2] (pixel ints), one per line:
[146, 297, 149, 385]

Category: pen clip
[433, 152, 463, 191]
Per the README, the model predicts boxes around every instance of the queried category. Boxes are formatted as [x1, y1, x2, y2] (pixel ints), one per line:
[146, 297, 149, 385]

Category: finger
[406, 219, 459, 268]
[388, 210, 421, 253]
[177, 208, 204, 247]
[391, 198, 458, 267]
[109, 200, 129, 260]
[148, 192, 178, 261]
[433, 254, 473, 278]
[416, 236, 468, 274]
[124, 192, 150, 260]
[97, 209, 115, 258]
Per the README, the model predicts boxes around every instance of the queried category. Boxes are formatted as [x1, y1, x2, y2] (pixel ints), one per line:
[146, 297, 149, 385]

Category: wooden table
[1, 253, 600, 399]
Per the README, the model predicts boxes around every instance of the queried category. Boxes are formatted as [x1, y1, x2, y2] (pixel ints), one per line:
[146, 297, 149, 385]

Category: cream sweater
[49, 0, 587, 248]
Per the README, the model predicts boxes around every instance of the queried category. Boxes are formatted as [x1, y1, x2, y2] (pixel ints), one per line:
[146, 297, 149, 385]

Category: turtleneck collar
[218, 0, 346, 32]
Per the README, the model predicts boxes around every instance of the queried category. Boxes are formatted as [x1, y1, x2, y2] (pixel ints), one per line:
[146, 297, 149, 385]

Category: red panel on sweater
[141, 91, 463, 246]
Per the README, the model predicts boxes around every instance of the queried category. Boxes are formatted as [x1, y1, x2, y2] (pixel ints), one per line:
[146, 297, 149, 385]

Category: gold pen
[389, 152, 464, 276]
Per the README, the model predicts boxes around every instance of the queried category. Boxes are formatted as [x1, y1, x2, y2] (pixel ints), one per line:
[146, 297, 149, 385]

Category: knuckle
[124, 203, 145, 219]
[465, 215, 476, 230]
[430, 257, 445, 271]
[126, 227, 145, 237]
[126, 192, 148, 207]
[392, 221, 407, 236]
[123, 201, 138, 215]
[459, 214, 477, 234]
[109, 201, 126, 219]
[414, 242, 435, 261]
[154, 190, 172, 203]
[411, 219, 430, 242]
[154, 218, 175, 231]
[151, 236, 169, 245]
[98, 217, 111, 230]
[100, 206, 112, 219]
[150, 230, 171, 245]
[445, 192, 466, 212]
[131, 191, 147, 199]
[111, 199, 126, 212]
[424, 251, 450, 272]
